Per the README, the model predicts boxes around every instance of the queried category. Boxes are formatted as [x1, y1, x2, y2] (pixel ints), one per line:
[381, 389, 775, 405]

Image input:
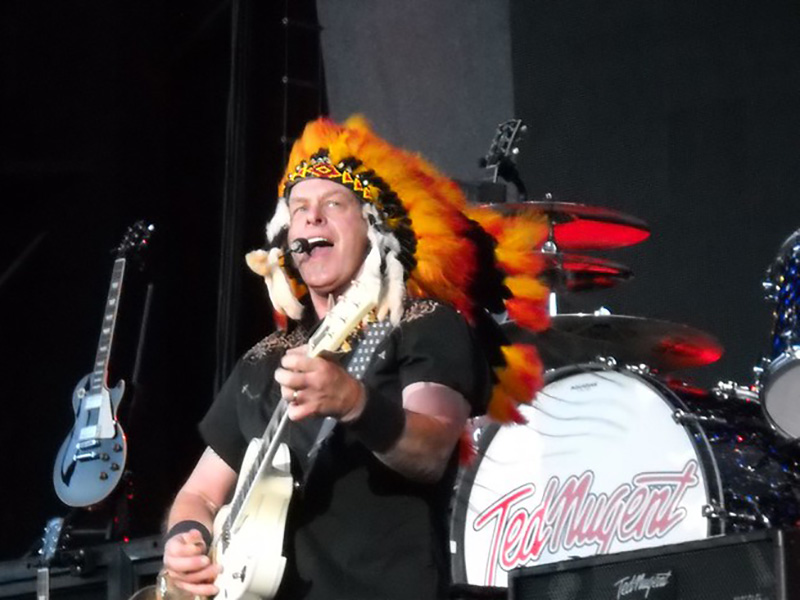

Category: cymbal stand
[542, 217, 561, 317]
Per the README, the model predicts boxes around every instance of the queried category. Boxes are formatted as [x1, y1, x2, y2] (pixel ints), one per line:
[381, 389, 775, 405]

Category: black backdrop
[2, 0, 800, 570]
[509, 0, 800, 389]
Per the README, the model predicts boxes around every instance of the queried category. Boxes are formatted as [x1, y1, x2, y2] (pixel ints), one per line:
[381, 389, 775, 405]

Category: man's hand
[162, 529, 220, 597]
[275, 344, 365, 421]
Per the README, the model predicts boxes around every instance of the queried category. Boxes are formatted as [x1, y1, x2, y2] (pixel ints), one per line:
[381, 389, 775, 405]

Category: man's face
[287, 178, 369, 300]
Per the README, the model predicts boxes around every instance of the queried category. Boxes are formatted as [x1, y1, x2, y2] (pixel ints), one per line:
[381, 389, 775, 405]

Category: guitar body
[53, 375, 128, 507]
[211, 439, 294, 600]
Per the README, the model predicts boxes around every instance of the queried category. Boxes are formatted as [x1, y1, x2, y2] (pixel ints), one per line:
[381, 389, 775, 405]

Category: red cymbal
[542, 253, 633, 292]
[504, 314, 724, 371]
[486, 200, 651, 251]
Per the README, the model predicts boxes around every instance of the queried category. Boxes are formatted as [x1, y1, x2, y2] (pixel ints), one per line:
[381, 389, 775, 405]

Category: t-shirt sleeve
[396, 303, 491, 416]
[198, 358, 250, 471]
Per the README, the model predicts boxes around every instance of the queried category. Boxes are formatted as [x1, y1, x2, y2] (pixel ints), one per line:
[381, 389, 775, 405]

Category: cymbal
[485, 200, 651, 251]
[542, 253, 633, 292]
[504, 313, 724, 371]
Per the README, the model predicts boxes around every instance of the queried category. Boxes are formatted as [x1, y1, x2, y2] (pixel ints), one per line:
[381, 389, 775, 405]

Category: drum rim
[449, 362, 724, 585]
[761, 349, 800, 440]
[766, 228, 800, 283]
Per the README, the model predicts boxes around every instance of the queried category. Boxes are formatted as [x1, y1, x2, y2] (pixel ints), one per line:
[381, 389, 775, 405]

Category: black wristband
[346, 383, 406, 453]
[165, 520, 212, 549]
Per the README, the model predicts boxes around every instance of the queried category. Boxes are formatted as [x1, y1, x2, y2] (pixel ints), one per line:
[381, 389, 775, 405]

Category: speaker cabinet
[509, 529, 800, 600]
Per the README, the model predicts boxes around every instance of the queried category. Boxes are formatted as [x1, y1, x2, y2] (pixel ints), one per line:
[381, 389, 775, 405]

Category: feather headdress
[247, 115, 550, 424]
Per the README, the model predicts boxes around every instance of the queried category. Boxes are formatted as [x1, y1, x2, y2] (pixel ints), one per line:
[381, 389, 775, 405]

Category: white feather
[267, 199, 290, 243]
[245, 247, 304, 320]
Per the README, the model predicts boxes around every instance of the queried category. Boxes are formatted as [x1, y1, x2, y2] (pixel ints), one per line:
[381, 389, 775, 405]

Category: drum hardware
[596, 355, 617, 368]
[713, 380, 760, 403]
[701, 502, 771, 528]
[672, 408, 730, 428]
[591, 356, 652, 375]
[622, 363, 652, 375]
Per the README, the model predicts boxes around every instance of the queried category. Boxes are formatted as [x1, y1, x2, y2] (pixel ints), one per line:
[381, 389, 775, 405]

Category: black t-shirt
[200, 299, 491, 600]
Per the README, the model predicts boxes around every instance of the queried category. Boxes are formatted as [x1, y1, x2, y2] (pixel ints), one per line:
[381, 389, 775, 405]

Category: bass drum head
[450, 365, 719, 588]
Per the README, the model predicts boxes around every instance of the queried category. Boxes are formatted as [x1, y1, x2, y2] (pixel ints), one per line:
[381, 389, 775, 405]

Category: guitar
[157, 278, 385, 600]
[36, 517, 65, 600]
[53, 221, 155, 508]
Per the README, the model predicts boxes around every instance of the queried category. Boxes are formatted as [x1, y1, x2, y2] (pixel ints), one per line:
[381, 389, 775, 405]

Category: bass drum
[450, 364, 800, 588]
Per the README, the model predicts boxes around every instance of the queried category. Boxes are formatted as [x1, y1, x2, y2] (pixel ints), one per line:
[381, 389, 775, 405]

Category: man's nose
[305, 202, 324, 224]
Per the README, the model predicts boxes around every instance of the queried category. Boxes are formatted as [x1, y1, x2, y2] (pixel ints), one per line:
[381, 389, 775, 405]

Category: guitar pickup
[73, 451, 100, 462]
[83, 395, 103, 410]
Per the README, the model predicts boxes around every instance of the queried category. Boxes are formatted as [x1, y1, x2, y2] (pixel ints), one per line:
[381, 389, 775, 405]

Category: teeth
[308, 237, 333, 249]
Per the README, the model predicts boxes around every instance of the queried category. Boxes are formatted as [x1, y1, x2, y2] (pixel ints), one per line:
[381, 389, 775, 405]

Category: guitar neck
[225, 399, 292, 530]
[36, 568, 50, 600]
[91, 257, 126, 393]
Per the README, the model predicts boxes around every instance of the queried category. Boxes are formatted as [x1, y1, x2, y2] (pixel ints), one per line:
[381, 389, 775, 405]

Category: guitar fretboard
[91, 258, 125, 393]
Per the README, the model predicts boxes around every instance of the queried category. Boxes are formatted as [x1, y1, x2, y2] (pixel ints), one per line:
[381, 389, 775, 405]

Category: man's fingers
[280, 351, 313, 371]
[165, 553, 211, 574]
[167, 562, 220, 584]
[165, 532, 207, 557]
[174, 578, 220, 597]
[285, 344, 308, 357]
[274, 367, 305, 390]
[287, 401, 316, 421]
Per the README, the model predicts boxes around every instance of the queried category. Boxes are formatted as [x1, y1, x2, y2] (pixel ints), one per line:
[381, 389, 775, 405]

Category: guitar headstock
[38, 517, 65, 567]
[115, 221, 155, 264]
[481, 119, 527, 183]
[307, 279, 380, 358]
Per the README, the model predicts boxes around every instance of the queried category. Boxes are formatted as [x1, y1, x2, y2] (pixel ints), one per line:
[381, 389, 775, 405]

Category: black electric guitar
[53, 221, 154, 508]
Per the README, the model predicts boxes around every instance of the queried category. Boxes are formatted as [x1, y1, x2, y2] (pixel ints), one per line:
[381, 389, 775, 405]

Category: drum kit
[450, 197, 800, 588]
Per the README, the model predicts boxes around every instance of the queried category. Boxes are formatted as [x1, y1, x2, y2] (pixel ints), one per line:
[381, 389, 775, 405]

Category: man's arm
[276, 348, 469, 483]
[369, 381, 470, 482]
[162, 447, 237, 597]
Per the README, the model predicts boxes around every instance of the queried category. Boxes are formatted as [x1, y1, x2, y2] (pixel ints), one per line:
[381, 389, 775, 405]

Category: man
[161, 116, 548, 599]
